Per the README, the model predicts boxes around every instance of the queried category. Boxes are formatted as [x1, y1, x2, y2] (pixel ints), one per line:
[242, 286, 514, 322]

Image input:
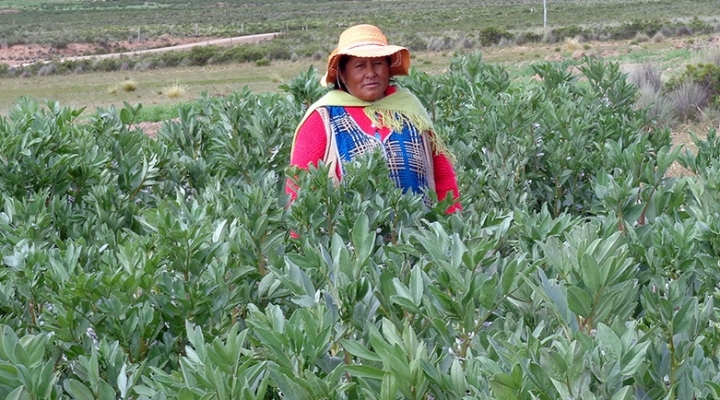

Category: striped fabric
[326, 106, 431, 195]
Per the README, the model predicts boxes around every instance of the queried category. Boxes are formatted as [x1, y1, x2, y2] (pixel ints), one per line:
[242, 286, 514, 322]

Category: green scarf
[292, 86, 453, 159]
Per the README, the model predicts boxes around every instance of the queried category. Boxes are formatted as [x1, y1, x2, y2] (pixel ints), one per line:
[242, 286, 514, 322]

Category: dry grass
[564, 36, 582, 51]
[120, 79, 137, 92]
[163, 79, 187, 99]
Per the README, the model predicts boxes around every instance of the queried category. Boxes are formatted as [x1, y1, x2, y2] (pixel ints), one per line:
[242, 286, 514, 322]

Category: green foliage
[666, 62, 720, 104]
[2, 53, 720, 399]
[479, 27, 510, 47]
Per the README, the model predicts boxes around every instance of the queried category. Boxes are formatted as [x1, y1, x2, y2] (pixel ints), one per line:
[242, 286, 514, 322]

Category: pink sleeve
[286, 111, 327, 200]
[433, 152, 462, 213]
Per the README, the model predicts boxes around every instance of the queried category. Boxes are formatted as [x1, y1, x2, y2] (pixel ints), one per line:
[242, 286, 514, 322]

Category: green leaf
[619, 341, 650, 375]
[595, 323, 622, 360]
[501, 258, 520, 295]
[66, 379, 95, 400]
[450, 233, 466, 269]
[380, 372, 398, 400]
[5, 386, 26, 400]
[120, 108, 132, 125]
[580, 252, 602, 293]
[672, 298, 697, 334]
[410, 265, 423, 306]
[567, 286, 593, 319]
[341, 340, 382, 362]
[178, 387, 195, 400]
[345, 365, 385, 380]
[610, 386, 633, 400]
[489, 373, 517, 400]
[98, 380, 116, 400]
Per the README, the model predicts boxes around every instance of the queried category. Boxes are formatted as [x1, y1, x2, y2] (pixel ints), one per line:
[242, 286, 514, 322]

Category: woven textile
[326, 106, 431, 195]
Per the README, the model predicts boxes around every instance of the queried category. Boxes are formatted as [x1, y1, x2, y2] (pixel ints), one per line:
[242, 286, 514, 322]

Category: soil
[0, 33, 279, 67]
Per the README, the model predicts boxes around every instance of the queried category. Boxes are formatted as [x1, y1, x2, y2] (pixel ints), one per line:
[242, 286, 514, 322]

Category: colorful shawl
[291, 87, 452, 159]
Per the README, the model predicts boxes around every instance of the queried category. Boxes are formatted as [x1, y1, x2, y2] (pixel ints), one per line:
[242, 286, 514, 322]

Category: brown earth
[0, 35, 203, 67]
[0, 33, 279, 67]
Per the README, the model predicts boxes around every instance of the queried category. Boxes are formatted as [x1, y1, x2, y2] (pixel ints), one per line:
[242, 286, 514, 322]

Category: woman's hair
[335, 55, 392, 91]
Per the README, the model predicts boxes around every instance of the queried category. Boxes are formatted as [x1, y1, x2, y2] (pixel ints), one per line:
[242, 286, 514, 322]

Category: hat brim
[321, 44, 410, 87]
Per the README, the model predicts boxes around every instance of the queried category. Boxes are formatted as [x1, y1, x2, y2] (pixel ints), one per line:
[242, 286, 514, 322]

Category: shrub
[705, 47, 720, 67]
[675, 25, 693, 36]
[668, 80, 710, 121]
[542, 29, 557, 44]
[426, 36, 453, 51]
[564, 36, 581, 51]
[37, 64, 55, 76]
[120, 79, 137, 92]
[159, 51, 185, 67]
[498, 37, 514, 47]
[554, 25, 585, 41]
[456, 36, 473, 49]
[265, 44, 292, 61]
[92, 57, 120, 72]
[163, 79, 187, 99]
[479, 26, 510, 47]
[255, 58, 270, 66]
[188, 45, 219, 65]
[401, 33, 426, 51]
[628, 63, 662, 93]
[652, 31, 666, 43]
[667, 62, 720, 105]
[635, 86, 676, 126]
[634, 32, 650, 43]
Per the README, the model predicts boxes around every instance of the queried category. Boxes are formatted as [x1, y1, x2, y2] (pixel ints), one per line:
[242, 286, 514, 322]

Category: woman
[287, 24, 460, 212]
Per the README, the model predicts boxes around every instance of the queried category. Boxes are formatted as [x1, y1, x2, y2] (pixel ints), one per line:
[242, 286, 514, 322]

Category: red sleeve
[433, 152, 462, 213]
[286, 111, 327, 200]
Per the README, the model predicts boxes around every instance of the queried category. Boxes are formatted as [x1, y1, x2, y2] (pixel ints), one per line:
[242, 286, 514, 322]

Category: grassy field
[0, 0, 719, 116]
[1, 35, 711, 116]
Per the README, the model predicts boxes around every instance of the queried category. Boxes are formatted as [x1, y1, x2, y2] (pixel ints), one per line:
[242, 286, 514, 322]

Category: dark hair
[335, 55, 392, 91]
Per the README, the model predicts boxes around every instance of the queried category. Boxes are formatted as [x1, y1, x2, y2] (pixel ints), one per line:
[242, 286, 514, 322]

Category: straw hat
[321, 24, 410, 87]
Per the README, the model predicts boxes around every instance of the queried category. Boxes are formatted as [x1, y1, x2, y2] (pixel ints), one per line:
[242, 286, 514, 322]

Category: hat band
[342, 41, 391, 51]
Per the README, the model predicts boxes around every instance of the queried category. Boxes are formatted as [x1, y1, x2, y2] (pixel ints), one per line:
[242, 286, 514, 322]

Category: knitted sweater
[287, 86, 461, 212]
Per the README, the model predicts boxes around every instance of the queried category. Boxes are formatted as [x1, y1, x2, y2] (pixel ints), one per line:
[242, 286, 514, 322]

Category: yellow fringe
[364, 107, 455, 162]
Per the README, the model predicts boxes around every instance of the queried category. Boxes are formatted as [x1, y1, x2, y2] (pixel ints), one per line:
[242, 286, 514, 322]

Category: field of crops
[2, 0, 720, 399]
[2, 51, 720, 399]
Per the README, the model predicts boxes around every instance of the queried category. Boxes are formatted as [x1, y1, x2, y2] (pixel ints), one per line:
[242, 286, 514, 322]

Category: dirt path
[28, 33, 280, 66]
[1, 33, 280, 67]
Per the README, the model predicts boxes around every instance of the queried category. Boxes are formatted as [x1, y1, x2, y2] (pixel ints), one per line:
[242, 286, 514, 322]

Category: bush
[676, 25, 693, 36]
[120, 79, 137, 92]
[628, 63, 662, 93]
[667, 62, 720, 105]
[542, 29, 557, 44]
[553, 25, 586, 41]
[188, 45, 219, 65]
[668, 80, 710, 121]
[479, 26, 510, 47]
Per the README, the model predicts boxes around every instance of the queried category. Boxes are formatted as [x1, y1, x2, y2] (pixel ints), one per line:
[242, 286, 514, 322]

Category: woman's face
[340, 56, 390, 102]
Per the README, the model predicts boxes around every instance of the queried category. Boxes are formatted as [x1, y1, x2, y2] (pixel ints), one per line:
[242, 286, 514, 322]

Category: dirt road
[20, 32, 280, 67]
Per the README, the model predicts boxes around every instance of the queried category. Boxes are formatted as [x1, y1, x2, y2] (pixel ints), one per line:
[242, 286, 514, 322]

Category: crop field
[3, 1, 720, 399]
